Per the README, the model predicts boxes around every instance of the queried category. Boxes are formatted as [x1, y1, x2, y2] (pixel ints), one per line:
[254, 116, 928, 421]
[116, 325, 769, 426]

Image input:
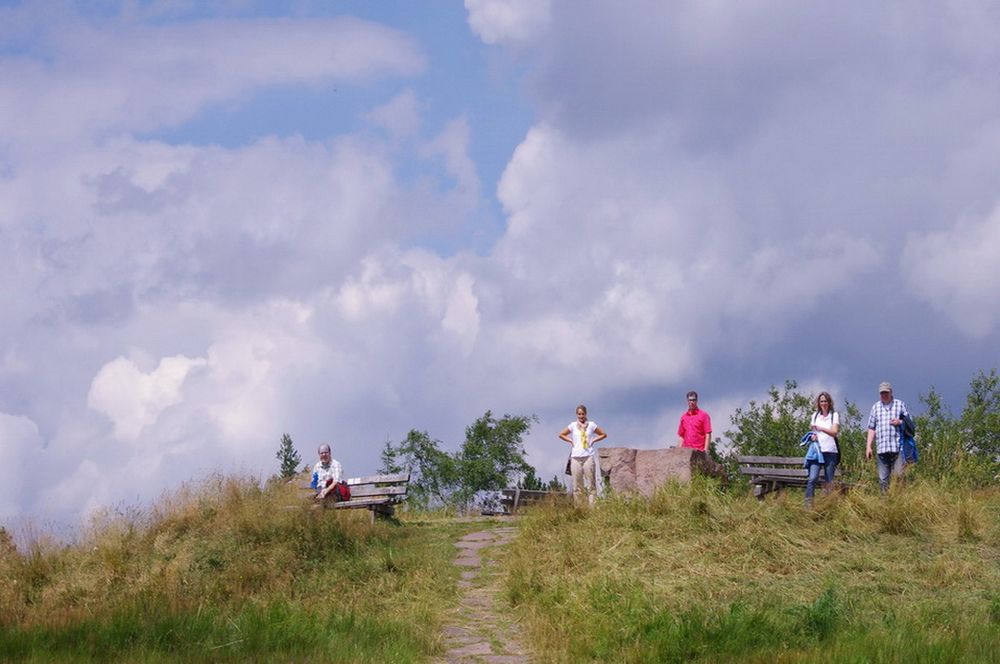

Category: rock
[598, 447, 637, 493]
[599, 447, 726, 497]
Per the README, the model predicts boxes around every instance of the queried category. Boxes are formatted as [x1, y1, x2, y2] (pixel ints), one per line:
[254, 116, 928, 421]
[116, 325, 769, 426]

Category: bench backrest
[735, 455, 804, 466]
[735, 455, 841, 480]
[301, 472, 411, 505]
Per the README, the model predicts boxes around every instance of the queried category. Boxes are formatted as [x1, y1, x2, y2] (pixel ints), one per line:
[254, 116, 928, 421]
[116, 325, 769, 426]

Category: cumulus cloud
[902, 203, 1000, 338]
[465, 0, 551, 46]
[0, 413, 43, 521]
[88, 354, 207, 442]
[0, 12, 425, 146]
[366, 89, 423, 140]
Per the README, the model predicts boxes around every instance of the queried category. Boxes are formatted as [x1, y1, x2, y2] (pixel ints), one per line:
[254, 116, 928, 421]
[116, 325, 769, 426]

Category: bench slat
[736, 455, 804, 465]
[345, 472, 410, 485]
[332, 496, 395, 509]
[739, 466, 841, 478]
[739, 467, 810, 478]
[348, 485, 408, 498]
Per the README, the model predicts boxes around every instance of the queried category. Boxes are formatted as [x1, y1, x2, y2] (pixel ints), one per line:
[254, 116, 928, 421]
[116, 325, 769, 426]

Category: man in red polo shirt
[677, 390, 712, 452]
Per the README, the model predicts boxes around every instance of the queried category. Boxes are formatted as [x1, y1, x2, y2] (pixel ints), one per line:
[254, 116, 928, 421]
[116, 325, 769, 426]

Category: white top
[811, 411, 840, 454]
[312, 458, 343, 490]
[568, 420, 599, 458]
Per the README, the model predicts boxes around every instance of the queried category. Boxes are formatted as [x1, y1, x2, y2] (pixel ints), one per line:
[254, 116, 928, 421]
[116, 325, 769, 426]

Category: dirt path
[437, 526, 530, 663]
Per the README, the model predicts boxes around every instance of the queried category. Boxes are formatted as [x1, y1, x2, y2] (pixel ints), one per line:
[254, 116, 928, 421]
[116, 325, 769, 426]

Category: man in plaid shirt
[865, 381, 908, 493]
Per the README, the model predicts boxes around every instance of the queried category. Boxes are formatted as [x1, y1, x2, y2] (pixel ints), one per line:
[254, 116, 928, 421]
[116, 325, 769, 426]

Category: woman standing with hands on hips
[806, 392, 840, 503]
[558, 405, 607, 507]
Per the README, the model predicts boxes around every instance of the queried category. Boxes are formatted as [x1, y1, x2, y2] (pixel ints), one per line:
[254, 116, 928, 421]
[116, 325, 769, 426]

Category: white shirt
[311, 458, 343, 490]
[811, 411, 840, 454]
[568, 420, 599, 458]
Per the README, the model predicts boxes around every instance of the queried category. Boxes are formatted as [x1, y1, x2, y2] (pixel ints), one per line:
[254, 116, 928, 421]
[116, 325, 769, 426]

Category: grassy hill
[502, 479, 1000, 663]
[0, 475, 475, 663]
[2, 475, 998, 662]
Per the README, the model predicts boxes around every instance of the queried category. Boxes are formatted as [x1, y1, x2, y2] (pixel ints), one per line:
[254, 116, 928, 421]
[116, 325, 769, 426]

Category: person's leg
[805, 462, 821, 503]
[570, 457, 586, 506]
[876, 453, 892, 494]
[582, 455, 596, 506]
[892, 450, 905, 477]
[877, 452, 900, 493]
[823, 453, 840, 493]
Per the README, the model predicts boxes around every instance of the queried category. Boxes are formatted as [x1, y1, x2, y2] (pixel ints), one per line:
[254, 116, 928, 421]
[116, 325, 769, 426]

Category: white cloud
[0, 413, 43, 521]
[420, 117, 481, 206]
[366, 89, 423, 140]
[88, 354, 207, 442]
[0, 14, 425, 146]
[464, 0, 551, 46]
[902, 203, 1000, 338]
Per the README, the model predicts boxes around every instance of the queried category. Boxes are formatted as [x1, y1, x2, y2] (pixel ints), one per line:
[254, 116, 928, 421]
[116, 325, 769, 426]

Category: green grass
[502, 478, 1000, 663]
[0, 474, 481, 663]
[5, 474, 998, 662]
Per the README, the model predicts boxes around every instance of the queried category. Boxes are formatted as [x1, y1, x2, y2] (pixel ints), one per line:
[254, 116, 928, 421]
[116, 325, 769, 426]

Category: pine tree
[276, 433, 302, 478]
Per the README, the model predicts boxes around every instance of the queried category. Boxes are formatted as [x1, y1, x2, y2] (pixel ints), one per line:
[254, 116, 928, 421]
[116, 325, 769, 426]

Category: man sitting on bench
[310, 443, 344, 501]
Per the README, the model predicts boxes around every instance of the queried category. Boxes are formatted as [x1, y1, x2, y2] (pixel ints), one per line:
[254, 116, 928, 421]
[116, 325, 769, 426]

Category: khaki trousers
[570, 455, 596, 506]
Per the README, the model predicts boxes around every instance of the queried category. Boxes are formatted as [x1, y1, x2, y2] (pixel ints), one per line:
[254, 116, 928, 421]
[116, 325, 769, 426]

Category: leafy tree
[519, 466, 544, 490]
[545, 475, 566, 492]
[275, 433, 302, 479]
[911, 372, 1000, 487]
[454, 411, 537, 510]
[961, 368, 1000, 462]
[379, 411, 539, 512]
[380, 430, 459, 509]
[725, 380, 816, 458]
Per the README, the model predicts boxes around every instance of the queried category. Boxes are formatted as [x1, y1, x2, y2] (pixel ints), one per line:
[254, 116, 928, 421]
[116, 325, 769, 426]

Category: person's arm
[866, 428, 875, 459]
[702, 413, 712, 452]
[558, 426, 573, 445]
[676, 418, 685, 446]
[332, 459, 343, 484]
[889, 400, 903, 427]
[817, 413, 839, 437]
[592, 426, 608, 445]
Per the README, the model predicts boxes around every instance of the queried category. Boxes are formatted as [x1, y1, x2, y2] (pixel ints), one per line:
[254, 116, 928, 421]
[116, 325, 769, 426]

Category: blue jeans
[876, 451, 904, 493]
[805, 452, 839, 500]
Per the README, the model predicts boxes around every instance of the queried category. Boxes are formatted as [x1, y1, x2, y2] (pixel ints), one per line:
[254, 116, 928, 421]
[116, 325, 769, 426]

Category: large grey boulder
[599, 446, 726, 497]
[599, 447, 638, 493]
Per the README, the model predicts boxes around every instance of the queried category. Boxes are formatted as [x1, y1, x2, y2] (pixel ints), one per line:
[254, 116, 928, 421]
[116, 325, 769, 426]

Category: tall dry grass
[0, 474, 474, 662]
[503, 478, 1000, 663]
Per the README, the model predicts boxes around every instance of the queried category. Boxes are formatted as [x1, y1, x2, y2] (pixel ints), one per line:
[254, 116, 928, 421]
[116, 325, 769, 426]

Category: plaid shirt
[867, 398, 908, 454]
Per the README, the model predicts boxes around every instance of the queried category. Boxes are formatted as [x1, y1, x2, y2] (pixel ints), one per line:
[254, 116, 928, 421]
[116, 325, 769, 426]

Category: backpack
[331, 481, 351, 502]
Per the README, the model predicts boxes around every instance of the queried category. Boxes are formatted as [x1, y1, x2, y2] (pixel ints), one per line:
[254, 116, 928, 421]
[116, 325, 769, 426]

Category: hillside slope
[503, 480, 1000, 663]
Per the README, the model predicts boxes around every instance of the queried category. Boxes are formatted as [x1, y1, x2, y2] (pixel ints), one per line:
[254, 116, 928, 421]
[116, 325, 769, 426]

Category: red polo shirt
[678, 409, 712, 451]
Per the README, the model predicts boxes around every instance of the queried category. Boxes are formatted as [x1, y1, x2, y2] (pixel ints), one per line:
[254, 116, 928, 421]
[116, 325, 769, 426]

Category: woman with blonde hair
[558, 404, 607, 506]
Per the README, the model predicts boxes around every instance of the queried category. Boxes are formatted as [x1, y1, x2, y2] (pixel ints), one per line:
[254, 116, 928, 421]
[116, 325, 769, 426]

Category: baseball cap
[878, 382, 892, 393]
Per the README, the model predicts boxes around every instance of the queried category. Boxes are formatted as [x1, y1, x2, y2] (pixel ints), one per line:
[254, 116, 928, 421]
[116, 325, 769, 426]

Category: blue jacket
[801, 432, 824, 467]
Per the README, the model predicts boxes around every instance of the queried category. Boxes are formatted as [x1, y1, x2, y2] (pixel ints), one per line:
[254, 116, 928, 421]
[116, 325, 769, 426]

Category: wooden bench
[302, 472, 410, 522]
[497, 488, 570, 514]
[735, 455, 842, 500]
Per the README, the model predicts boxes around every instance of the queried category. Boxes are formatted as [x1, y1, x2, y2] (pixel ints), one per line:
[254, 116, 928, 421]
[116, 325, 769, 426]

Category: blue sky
[2, 0, 999, 528]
